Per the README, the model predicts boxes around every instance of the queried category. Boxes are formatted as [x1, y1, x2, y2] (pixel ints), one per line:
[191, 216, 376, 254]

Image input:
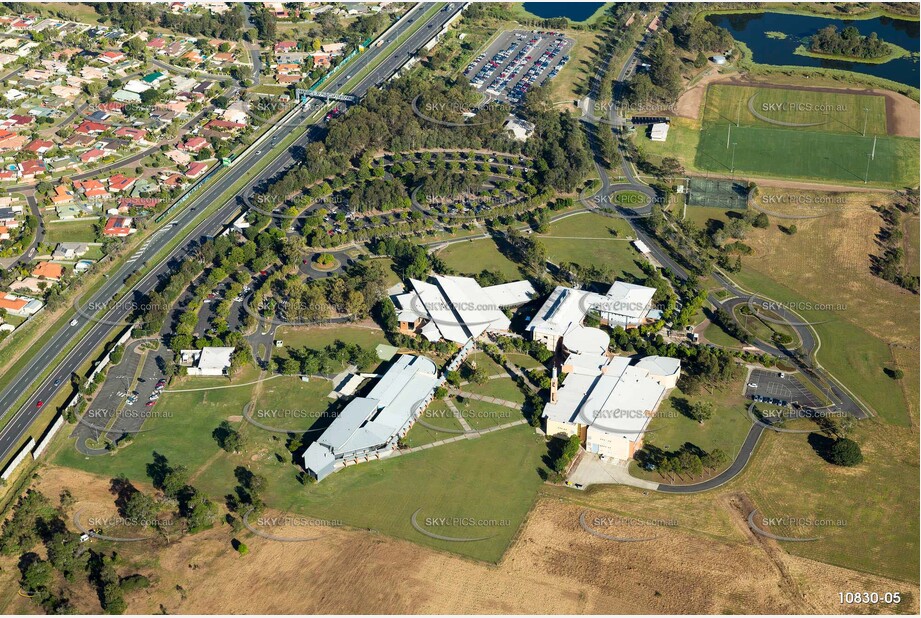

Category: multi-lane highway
[0, 2, 464, 465]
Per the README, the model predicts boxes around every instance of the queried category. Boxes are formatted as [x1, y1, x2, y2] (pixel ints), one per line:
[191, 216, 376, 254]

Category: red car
[36, 400, 43, 408]
[146, 401, 156, 407]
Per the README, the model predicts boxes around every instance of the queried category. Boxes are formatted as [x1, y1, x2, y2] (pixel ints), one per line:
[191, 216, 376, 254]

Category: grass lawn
[744, 420, 918, 583]
[545, 211, 635, 239]
[728, 203, 917, 426]
[733, 305, 800, 347]
[273, 325, 388, 354]
[507, 352, 546, 371]
[464, 377, 526, 404]
[199, 423, 549, 563]
[544, 28, 604, 102]
[406, 403, 465, 446]
[630, 379, 753, 483]
[44, 220, 98, 244]
[695, 124, 917, 187]
[683, 205, 735, 228]
[636, 117, 701, 166]
[437, 237, 523, 281]
[249, 376, 335, 433]
[457, 398, 522, 431]
[53, 366, 261, 482]
[464, 348, 505, 376]
[540, 212, 644, 279]
[702, 320, 746, 348]
[701, 84, 889, 135]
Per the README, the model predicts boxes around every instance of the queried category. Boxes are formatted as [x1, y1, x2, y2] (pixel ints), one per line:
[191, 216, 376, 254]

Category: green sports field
[695, 85, 919, 186]
[702, 84, 888, 135]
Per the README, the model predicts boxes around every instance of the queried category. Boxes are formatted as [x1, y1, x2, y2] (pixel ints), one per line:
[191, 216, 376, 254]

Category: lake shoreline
[695, 6, 920, 24]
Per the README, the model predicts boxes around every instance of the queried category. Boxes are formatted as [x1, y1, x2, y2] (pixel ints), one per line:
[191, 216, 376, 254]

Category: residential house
[103, 216, 134, 237]
[32, 261, 63, 281]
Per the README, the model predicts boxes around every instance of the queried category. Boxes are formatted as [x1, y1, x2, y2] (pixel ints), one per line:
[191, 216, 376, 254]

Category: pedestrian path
[393, 418, 527, 456]
[452, 389, 521, 410]
[442, 397, 473, 432]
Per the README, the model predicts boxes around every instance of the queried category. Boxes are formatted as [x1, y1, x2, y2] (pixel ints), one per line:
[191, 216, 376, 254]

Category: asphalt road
[573, 6, 867, 491]
[0, 194, 43, 271]
[0, 1, 464, 465]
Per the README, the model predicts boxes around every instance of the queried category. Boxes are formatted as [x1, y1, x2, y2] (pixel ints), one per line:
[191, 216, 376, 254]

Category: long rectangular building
[303, 354, 441, 481]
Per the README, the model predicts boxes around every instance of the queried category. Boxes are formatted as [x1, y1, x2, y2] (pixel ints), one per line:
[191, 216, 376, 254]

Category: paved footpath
[393, 418, 528, 456]
[442, 397, 473, 432]
[452, 389, 522, 410]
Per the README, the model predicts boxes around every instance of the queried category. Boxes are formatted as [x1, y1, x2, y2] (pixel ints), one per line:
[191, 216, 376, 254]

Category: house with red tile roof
[18, 159, 46, 180]
[80, 149, 105, 164]
[163, 173, 183, 187]
[98, 50, 126, 64]
[0, 130, 26, 151]
[181, 136, 209, 152]
[114, 127, 147, 142]
[147, 37, 165, 50]
[74, 179, 107, 198]
[107, 174, 136, 192]
[0, 170, 17, 182]
[103, 216, 134, 237]
[186, 161, 209, 179]
[32, 261, 63, 280]
[51, 185, 74, 204]
[205, 119, 246, 131]
[75, 120, 108, 135]
[24, 138, 53, 154]
[274, 40, 297, 53]
[6, 114, 34, 129]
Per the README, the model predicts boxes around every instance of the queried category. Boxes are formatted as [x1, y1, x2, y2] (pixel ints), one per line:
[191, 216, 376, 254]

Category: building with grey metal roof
[303, 354, 442, 481]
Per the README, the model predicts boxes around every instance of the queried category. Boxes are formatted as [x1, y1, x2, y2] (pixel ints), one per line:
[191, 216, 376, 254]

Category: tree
[45, 529, 87, 581]
[20, 558, 54, 597]
[688, 400, 714, 423]
[829, 437, 863, 467]
[213, 421, 246, 453]
[160, 465, 189, 498]
[123, 491, 158, 527]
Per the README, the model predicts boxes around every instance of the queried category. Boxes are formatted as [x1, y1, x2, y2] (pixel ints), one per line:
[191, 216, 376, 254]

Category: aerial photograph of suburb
[0, 0, 915, 616]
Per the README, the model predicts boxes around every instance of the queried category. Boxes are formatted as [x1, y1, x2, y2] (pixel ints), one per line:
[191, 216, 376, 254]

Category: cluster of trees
[625, 13, 732, 106]
[871, 193, 919, 294]
[214, 421, 246, 453]
[549, 435, 581, 477]
[370, 237, 448, 281]
[502, 227, 547, 275]
[809, 25, 891, 59]
[635, 441, 730, 480]
[91, 2, 245, 38]
[1, 486, 162, 614]
[677, 343, 743, 394]
[347, 178, 411, 212]
[710, 307, 753, 345]
[259, 77, 591, 230]
[253, 256, 389, 327]
[274, 339, 379, 376]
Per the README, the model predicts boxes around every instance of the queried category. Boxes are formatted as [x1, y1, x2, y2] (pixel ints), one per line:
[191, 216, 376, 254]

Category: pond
[522, 2, 606, 23]
[705, 11, 919, 88]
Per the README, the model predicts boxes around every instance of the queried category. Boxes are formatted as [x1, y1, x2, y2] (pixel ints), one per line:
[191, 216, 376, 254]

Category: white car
[747, 383, 758, 388]
[70, 319, 78, 327]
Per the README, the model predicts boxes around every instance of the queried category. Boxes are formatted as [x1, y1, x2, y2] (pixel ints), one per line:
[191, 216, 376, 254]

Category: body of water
[522, 2, 605, 23]
[706, 11, 919, 88]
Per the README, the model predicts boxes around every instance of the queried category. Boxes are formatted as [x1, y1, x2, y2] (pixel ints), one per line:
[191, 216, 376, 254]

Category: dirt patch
[675, 70, 729, 120]
[3, 465, 916, 615]
[675, 74, 921, 137]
